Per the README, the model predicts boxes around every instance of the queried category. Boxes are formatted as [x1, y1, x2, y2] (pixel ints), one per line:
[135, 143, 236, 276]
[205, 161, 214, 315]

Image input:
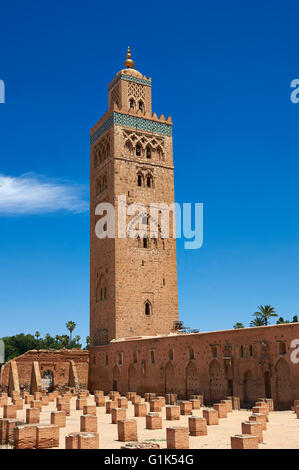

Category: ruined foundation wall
[0, 349, 89, 394]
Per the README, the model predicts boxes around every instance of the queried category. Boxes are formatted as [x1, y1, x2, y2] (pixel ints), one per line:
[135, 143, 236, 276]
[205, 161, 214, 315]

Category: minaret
[90, 48, 179, 346]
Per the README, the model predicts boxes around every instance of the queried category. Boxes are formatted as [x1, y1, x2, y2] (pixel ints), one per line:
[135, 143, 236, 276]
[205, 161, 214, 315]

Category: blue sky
[0, 0, 299, 343]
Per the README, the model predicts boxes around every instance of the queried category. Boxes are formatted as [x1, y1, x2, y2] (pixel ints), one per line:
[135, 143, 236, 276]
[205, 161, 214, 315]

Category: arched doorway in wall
[112, 365, 121, 392]
[243, 370, 255, 407]
[209, 359, 224, 403]
[185, 361, 200, 398]
[165, 362, 176, 393]
[264, 371, 272, 399]
[275, 358, 292, 409]
[128, 364, 137, 392]
[41, 370, 54, 392]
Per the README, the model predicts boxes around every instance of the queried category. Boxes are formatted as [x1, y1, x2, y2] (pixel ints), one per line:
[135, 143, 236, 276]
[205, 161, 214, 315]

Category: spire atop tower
[125, 46, 135, 69]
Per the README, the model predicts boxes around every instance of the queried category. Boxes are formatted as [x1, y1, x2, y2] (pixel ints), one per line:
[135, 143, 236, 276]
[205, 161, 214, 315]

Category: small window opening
[118, 352, 123, 365]
[150, 350, 155, 364]
[279, 342, 286, 355]
[211, 346, 217, 358]
[145, 301, 151, 316]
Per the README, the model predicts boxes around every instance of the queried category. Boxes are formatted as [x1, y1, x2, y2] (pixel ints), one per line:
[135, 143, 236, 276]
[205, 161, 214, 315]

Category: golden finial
[125, 46, 135, 69]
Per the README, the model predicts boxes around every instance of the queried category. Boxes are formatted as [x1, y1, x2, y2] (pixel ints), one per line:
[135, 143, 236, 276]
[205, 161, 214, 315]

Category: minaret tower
[90, 48, 179, 345]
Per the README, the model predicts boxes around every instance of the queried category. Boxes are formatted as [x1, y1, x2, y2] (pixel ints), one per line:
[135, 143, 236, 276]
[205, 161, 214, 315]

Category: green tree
[292, 315, 298, 322]
[66, 321, 76, 343]
[56, 335, 69, 348]
[276, 317, 289, 324]
[250, 316, 266, 327]
[2, 334, 39, 361]
[2, 329, 83, 361]
[252, 305, 277, 326]
[233, 322, 245, 329]
[85, 336, 90, 349]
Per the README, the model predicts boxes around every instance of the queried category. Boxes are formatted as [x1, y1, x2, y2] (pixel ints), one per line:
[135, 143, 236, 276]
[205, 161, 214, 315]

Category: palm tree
[57, 335, 69, 348]
[233, 322, 245, 329]
[252, 305, 277, 326]
[250, 316, 265, 327]
[35, 331, 41, 351]
[45, 333, 51, 344]
[276, 316, 289, 324]
[66, 321, 76, 342]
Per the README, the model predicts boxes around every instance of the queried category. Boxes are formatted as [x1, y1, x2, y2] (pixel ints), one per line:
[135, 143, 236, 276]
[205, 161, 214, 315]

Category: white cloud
[0, 173, 89, 215]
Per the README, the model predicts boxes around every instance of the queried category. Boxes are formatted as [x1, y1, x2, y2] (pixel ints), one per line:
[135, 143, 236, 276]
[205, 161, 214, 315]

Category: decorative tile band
[91, 114, 114, 145]
[91, 112, 172, 145]
[108, 74, 151, 91]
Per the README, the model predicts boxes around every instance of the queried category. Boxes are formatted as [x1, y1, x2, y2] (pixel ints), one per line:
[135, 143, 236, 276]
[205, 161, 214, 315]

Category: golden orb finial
[125, 46, 135, 69]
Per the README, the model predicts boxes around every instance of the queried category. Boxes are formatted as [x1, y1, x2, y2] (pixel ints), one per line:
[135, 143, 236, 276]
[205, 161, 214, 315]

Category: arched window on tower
[156, 145, 164, 161]
[96, 275, 107, 303]
[146, 176, 152, 188]
[124, 140, 133, 157]
[146, 146, 151, 159]
[145, 301, 151, 316]
[137, 174, 142, 187]
[138, 100, 144, 112]
[129, 98, 135, 109]
[136, 144, 141, 156]
[143, 237, 148, 248]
